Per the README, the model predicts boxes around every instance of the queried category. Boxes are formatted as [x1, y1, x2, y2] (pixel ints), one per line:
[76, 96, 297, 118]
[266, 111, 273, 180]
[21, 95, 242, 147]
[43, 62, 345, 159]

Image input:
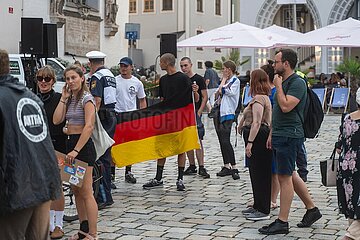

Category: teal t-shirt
[272, 73, 306, 138]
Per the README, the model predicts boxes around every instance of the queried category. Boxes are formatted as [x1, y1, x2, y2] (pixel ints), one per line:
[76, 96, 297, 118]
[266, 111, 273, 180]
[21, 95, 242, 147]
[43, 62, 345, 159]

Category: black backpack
[289, 76, 324, 138]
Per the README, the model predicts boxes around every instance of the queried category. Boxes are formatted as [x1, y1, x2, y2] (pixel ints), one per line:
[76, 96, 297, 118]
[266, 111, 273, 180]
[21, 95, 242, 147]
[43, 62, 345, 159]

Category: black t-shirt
[191, 74, 206, 111]
[159, 72, 192, 101]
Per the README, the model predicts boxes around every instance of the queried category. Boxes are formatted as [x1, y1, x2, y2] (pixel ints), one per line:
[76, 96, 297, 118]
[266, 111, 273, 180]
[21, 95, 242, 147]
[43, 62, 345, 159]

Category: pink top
[65, 92, 94, 125]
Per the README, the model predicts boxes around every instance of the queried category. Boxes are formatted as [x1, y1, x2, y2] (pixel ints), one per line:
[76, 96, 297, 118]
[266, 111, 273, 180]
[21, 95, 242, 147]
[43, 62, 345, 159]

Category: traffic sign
[125, 23, 140, 39]
[126, 31, 138, 40]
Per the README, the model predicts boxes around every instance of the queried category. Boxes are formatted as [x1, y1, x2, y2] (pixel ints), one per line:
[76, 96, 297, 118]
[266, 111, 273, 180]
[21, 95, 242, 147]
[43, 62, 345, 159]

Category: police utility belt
[98, 108, 115, 121]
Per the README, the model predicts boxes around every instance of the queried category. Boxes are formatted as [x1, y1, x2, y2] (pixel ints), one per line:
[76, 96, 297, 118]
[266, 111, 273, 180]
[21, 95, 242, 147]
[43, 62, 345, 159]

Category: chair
[312, 88, 327, 112]
[326, 87, 350, 114]
[242, 85, 252, 107]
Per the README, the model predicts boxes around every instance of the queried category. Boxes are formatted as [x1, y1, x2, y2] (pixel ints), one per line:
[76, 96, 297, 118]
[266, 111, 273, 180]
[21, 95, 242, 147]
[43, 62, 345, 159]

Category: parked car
[9, 54, 66, 93]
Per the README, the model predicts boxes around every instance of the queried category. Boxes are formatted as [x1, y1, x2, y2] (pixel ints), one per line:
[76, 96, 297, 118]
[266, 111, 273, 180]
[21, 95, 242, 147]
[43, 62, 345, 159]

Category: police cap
[86, 51, 106, 59]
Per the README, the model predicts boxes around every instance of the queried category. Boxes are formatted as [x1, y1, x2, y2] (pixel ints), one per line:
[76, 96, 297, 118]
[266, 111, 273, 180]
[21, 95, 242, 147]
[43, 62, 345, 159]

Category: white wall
[0, 0, 22, 53]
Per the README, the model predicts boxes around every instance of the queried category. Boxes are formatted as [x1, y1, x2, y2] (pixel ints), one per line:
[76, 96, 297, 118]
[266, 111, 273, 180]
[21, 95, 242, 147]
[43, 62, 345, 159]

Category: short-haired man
[180, 57, 210, 178]
[204, 61, 220, 111]
[86, 50, 117, 209]
[114, 57, 147, 184]
[0, 49, 61, 239]
[259, 49, 322, 235]
[142, 53, 199, 191]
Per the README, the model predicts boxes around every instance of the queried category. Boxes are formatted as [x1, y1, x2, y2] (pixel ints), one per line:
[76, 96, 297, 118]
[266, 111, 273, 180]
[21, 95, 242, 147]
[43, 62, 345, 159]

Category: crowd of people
[0, 47, 359, 239]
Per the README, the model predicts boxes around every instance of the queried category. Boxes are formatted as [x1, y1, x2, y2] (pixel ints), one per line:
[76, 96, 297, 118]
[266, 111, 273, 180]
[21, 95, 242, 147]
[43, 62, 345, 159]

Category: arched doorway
[252, 0, 321, 69]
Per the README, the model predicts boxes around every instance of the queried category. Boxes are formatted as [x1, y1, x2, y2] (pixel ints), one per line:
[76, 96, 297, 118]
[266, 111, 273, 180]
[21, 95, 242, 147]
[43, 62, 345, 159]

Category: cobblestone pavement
[64, 115, 347, 240]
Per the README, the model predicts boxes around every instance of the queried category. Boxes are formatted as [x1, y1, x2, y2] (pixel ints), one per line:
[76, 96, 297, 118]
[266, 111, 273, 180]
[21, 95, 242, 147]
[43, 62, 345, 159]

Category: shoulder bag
[320, 147, 338, 187]
[91, 112, 115, 160]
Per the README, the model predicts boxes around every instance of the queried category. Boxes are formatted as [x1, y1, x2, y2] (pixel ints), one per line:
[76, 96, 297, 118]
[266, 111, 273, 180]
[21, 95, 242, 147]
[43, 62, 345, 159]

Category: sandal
[271, 202, 278, 210]
[79, 231, 97, 240]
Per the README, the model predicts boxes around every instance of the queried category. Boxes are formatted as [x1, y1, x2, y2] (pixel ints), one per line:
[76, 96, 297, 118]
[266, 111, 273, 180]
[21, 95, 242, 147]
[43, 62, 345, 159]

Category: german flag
[111, 90, 200, 167]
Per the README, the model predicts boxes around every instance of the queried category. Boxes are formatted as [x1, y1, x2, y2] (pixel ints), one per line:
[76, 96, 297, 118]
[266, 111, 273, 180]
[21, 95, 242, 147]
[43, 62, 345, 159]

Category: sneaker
[110, 182, 117, 189]
[242, 207, 257, 216]
[297, 207, 322, 228]
[231, 169, 240, 180]
[184, 166, 197, 175]
[259, 219, 289, 235]
[97, 200, 114, 210]
[143, 179, 164, 189]
[176, 179, 185, 191]
[50, 226, 64, 239]
[246, 210, 270, 221]
[125, 172, 137, 184]
[198, 168, 210, 178]
[216, 167, 232, 177]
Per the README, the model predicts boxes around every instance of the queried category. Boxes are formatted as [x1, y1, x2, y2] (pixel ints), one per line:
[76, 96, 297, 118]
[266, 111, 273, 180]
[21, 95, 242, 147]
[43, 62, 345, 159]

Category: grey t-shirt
[272, 73, 306, 138]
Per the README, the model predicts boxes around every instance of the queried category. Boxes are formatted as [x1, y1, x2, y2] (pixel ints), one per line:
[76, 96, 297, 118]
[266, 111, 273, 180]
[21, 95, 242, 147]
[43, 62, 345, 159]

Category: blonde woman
[53, 65, 98, 240]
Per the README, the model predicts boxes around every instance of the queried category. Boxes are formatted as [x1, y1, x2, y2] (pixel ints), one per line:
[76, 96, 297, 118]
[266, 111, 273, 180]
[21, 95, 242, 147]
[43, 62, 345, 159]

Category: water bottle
[99, 183, 107, 203]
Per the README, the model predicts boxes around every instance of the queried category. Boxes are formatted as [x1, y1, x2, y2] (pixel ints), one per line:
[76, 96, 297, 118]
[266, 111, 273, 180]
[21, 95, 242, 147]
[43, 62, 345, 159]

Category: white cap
[356, 87, 360, 105]
[85, 50, 106, 59]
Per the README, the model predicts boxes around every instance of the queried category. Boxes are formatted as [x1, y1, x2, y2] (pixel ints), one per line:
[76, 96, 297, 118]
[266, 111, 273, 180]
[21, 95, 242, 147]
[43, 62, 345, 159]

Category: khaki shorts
[346, 219, 360, 239]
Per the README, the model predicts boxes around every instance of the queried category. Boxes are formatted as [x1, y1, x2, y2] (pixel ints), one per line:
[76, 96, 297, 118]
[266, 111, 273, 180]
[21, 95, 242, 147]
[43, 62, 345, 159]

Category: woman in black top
[37, 66, 66, 239]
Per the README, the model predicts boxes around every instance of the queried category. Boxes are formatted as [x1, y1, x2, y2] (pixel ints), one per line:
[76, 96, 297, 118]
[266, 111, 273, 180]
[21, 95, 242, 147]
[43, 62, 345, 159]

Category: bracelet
[73, 149, 80, 153]
[60, 100, 66, 104]
[248, 140, 254, 143]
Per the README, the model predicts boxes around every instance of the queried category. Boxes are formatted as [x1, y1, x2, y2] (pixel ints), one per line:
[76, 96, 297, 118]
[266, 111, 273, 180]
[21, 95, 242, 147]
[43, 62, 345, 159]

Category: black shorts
[196, 114, 205, 140]
[52, 135, 67, 154]
[65, 134, 96, 166]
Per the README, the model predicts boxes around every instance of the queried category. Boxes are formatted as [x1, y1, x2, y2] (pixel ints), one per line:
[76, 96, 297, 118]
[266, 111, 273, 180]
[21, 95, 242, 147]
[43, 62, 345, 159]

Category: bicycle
[63, 160, 102, 222]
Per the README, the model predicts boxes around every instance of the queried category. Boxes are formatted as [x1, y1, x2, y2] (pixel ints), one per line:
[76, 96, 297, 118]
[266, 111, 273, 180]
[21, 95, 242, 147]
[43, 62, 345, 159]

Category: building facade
[239, 0, 360, 74]
[129, 0, 239, 74]
[0, 0, 128, 67]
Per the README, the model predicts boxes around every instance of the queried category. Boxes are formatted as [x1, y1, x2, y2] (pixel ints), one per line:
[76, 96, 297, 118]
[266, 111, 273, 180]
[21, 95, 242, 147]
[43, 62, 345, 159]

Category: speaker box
[40, 24, 58, 58]
[21, 18, 43, 54]
[160, 34, 177, 58]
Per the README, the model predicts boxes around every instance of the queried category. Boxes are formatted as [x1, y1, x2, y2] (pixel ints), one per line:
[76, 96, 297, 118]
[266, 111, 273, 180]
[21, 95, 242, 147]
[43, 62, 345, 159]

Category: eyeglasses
[37, 76, 52, 82]
[180, 64, 188, 68]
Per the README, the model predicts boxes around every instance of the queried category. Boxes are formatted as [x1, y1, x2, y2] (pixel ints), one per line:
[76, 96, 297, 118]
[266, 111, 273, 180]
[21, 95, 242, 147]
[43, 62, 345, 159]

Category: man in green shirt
[259, 49, 322, 235]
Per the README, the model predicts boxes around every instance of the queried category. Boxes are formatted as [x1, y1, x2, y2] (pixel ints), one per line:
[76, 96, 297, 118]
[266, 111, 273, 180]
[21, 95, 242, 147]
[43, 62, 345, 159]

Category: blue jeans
[97, 115, 116, 203]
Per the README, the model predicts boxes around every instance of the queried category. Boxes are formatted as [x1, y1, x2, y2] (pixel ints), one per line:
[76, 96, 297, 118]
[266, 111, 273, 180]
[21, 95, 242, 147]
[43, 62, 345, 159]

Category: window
[197, 0, 203, 13]
[162, 0, 172, 11]
[196, 30, 203, 51]
[129, 0, 136, 13]
[197, 61, 203, 69]
[9, 61, 21, 75]
[215, 48, 221, 53]
[144, 0, 154, 12]
[215, 0, 221, 15]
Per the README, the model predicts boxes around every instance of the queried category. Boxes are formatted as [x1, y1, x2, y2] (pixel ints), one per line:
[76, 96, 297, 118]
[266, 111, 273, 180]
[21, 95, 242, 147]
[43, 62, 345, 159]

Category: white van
[9, 54, 66, 93]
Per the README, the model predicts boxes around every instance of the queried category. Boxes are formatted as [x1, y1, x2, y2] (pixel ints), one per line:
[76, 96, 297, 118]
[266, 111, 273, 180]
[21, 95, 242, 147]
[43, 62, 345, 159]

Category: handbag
[208, 97, 221, 119]
[320, 147, 338, 187]
[91, 112, 115, 160]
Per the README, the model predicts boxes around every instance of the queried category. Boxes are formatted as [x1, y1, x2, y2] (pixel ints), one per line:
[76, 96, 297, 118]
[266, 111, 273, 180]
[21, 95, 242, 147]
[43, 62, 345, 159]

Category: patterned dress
[337, 114, 360, 219]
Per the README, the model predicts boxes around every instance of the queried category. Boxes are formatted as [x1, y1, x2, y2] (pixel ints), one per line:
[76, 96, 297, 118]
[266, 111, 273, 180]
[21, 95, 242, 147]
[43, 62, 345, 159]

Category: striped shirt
[65, 92, 94, 125]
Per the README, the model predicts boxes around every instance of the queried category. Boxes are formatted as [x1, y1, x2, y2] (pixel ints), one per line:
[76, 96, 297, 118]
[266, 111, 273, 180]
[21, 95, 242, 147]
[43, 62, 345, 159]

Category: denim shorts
[272, 136, 304, 176]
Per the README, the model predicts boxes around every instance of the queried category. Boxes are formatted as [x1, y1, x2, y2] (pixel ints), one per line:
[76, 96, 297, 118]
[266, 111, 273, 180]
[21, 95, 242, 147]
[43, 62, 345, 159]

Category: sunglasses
[37, 76, 52, 82]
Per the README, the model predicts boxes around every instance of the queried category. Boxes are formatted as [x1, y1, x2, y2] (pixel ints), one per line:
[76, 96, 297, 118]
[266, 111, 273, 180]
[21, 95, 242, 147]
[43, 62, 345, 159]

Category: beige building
[0, 0, 128, 67]
[129, 0, 240, 74]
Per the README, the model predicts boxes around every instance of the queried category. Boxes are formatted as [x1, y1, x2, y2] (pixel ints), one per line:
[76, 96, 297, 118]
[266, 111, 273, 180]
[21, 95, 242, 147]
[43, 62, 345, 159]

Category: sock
[155, 165, 164, 181]
[277, 218, 287, 224]
[199, 165, 204, 170]
[189, 164, 196, 169]
[55, 211, 64, 229]
[78, 220, 89, 239]
[178, 166, 185, 180]
[125, 166, 131, 174]
[49, 210, 55, 232]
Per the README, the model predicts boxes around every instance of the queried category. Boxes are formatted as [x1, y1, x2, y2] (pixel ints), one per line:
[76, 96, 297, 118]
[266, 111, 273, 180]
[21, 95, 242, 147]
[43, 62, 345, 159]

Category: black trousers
[213, 118, 236, 166]
[243, 124, 272, 214]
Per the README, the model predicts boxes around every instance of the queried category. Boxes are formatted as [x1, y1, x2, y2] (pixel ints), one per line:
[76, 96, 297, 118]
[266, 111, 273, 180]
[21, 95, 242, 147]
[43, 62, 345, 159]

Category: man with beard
[259, 49, 322, 235]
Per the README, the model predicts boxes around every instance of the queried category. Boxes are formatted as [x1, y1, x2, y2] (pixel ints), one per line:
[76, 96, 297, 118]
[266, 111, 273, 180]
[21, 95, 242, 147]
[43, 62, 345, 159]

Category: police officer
[86, 50, 116, 209]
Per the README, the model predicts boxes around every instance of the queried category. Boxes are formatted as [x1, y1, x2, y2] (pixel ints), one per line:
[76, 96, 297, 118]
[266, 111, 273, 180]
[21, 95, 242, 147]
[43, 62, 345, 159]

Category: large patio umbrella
[177, 22, 286, 49]
[277, 17, 360, 47]
[264, 25, 304, 40]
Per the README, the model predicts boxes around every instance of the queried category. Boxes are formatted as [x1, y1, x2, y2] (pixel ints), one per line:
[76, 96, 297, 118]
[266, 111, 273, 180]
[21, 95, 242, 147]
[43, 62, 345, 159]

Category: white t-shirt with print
[115, 75, 146, 113]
